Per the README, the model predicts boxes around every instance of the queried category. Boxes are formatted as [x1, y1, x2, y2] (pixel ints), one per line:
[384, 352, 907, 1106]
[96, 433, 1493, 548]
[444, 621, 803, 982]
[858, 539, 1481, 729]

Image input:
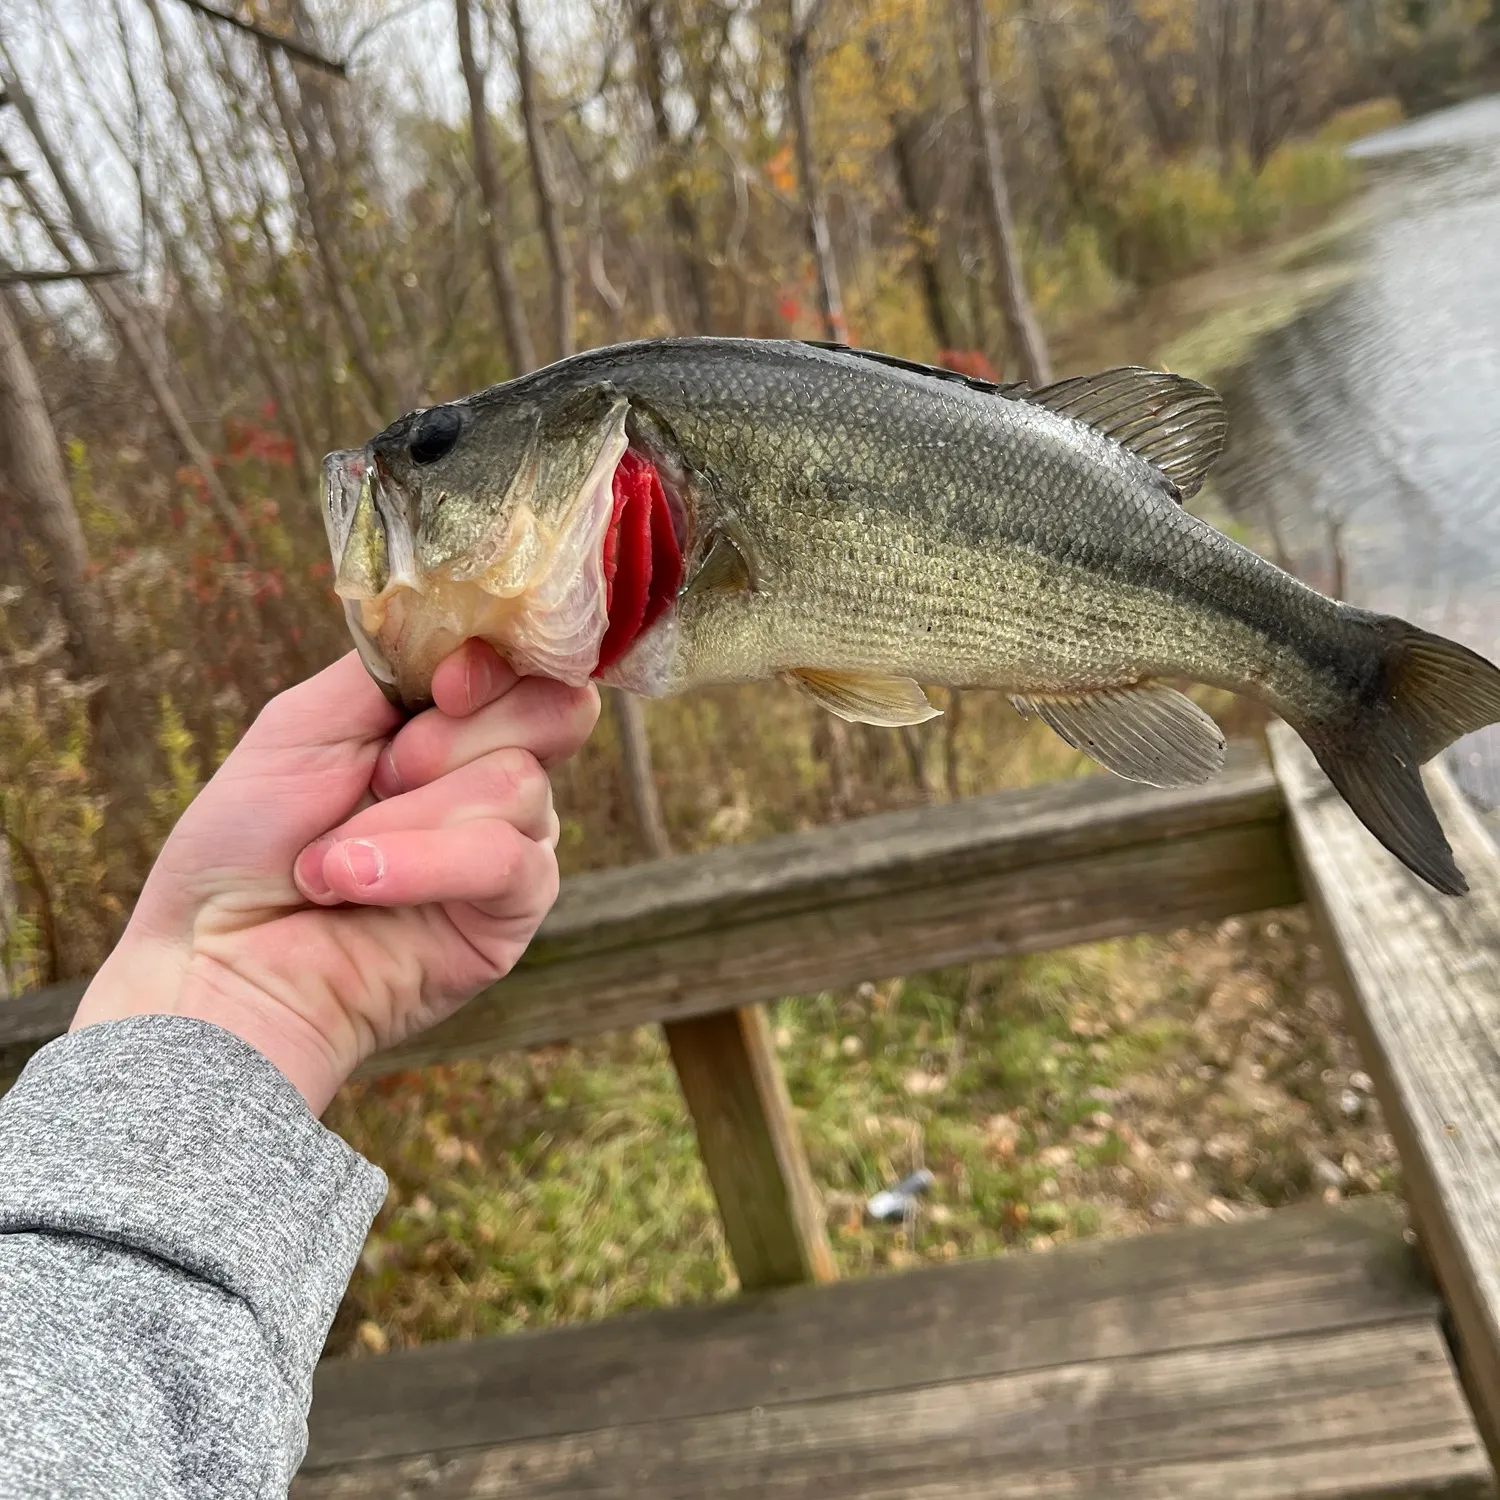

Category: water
[1220, 94, 1500, 810]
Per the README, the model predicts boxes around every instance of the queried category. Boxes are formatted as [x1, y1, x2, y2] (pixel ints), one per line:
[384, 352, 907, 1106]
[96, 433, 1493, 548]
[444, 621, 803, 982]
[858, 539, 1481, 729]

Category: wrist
[73, 936, 350, 1115]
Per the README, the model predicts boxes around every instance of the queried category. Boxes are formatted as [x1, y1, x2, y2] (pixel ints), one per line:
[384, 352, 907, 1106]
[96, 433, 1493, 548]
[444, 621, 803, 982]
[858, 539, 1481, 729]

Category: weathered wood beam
[1270, 723, 1500, 1469]
[1, 745, 1298, 1087]
[666, 1005, 836, 1290]
[293, 1200, 1489, 1498]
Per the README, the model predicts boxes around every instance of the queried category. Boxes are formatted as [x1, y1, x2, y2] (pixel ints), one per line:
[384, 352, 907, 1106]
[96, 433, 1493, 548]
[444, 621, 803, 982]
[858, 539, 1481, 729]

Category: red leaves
[222, 414, 295, 469]
[175, 465, 210, 501]
[938, 348, 1003, 382]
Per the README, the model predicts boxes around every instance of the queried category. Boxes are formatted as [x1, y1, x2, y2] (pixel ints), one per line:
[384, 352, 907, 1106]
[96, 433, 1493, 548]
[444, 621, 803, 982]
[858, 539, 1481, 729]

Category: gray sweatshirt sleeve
[0, 1014, 388, 1499]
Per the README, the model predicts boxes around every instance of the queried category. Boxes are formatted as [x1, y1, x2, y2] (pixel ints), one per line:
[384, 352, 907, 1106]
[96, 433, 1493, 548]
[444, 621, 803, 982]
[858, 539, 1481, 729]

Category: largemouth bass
[320, 337, 1500, 895]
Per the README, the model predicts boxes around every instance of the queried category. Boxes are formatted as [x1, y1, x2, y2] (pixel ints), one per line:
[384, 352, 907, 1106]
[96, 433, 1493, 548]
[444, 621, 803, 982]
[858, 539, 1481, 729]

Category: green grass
[325, 909, 1401, 1357]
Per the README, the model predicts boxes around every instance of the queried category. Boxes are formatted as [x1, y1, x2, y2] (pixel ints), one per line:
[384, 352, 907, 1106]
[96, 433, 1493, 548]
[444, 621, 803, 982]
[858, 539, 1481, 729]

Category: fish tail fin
[1295, 615, 1500, 897]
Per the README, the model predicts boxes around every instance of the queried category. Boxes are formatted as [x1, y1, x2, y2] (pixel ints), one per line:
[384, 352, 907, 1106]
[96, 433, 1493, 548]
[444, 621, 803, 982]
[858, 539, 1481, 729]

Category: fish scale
[320, 336, 1500, 895]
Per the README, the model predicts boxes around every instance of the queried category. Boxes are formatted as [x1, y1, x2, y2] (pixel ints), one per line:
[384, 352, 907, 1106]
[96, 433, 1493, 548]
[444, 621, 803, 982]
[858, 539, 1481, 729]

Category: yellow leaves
[152, 694, 202, 823]
[1138, 0, 1199, 61]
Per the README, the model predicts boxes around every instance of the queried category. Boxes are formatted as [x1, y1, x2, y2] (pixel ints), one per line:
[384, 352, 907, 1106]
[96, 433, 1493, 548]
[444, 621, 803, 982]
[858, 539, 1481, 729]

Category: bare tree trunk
[509, 0, 575, 360]
[1103, 0, 1178, 155]
[0, 54, 254, 552]
[813, 713, 855, 820]
[143, 0, 319, 487]
[787, 1, 846, 343]
[633, 0, 714, 333]
[0, 819, 16, 1001]
[899, 725, 936, 800]
[0, 293, 109, 684]
[1019, 0, 1086, 209]
[889, 113, 958, 351]
[958, 0, 1052, 385]
[1215, 0, 1239, 178]
[609, 690, 672, 858]
[456, 0, 538, 376]
[262, 48, 395, 414]
[944, 688, 965, 800]
[586, 173, 627, 342]
[1245, 0, 1275, 171]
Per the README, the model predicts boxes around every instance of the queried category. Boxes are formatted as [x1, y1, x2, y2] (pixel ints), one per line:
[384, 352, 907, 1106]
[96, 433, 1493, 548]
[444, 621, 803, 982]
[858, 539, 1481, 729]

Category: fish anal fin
[1011, 684, 1225, 787]
[1025, 369, 1228, 501]
[791, 668, 942, 727]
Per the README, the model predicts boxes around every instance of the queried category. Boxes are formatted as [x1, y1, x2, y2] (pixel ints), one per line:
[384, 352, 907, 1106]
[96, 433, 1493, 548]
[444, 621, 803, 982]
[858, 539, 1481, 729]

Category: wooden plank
[1270, 722, 1500, 1469]
[0, 980, 84, 1085]
[4, 745, 1297, 1083]
[294, 1201, 1492, 1499]
[301, 1321, 1489, 1499]
[302, 1199, 1430, 1466]
[664, 1006, 836, 1290]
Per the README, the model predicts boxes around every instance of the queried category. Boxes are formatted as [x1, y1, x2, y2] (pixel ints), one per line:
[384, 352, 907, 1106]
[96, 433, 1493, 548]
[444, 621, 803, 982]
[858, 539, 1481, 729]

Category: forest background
[1, 0, 1496, 1353]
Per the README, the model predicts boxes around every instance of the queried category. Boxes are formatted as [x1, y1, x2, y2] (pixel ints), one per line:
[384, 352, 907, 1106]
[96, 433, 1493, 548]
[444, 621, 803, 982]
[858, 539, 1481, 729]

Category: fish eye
[408, 405, 463, 465]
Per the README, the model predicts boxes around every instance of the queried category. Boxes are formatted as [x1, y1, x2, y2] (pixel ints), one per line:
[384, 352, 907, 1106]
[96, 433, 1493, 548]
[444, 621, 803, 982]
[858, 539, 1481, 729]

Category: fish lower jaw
[353, 571, 608, 707]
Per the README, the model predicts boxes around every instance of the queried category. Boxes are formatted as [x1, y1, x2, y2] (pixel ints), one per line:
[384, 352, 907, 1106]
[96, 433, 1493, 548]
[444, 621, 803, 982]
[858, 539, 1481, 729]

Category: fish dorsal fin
[1024, 368, 1227, 501]
[800, 341, 1028, 399]
[790, 668, 942, 727]
[1011, 684, 1225, 787]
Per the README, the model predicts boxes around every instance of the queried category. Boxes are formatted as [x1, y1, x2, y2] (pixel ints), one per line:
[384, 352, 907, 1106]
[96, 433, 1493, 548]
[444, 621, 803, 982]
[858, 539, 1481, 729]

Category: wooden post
[665, 1005, 836, 1290]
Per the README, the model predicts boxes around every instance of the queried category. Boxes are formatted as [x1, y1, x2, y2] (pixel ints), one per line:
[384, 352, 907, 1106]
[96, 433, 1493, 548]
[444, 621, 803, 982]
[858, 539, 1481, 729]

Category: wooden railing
[7, 730, 1500, 1478]
[1, 743, 1295, 1292]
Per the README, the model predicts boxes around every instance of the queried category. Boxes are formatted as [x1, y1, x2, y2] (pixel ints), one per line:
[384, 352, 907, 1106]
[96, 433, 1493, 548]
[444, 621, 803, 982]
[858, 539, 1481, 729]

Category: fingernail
[342, 839, 386, 889]
[295, 837, 335, 901]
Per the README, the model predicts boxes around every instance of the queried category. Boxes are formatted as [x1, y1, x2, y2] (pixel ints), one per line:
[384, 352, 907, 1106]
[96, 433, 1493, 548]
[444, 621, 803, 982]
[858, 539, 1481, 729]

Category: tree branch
[0, 265, 127, 285]
[169, 0, 348, 78]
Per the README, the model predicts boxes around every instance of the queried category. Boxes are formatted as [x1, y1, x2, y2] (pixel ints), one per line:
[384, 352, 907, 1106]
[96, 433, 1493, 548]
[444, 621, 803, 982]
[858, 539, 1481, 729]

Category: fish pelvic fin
[1026, 369, 1227, 501]
[1295, 616, 1500, 897]
[789, 669, 942, 727]
[1011, 684, 1226, 788]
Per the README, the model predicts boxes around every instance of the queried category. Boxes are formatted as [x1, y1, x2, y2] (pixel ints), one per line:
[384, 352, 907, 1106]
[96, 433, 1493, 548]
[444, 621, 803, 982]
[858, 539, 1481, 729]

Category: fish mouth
[323, 413, 687, 709]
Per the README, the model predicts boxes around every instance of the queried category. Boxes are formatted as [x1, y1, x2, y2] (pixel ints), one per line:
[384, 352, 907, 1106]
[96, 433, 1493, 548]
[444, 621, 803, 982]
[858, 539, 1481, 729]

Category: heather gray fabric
[0, 1014, 387, 1499]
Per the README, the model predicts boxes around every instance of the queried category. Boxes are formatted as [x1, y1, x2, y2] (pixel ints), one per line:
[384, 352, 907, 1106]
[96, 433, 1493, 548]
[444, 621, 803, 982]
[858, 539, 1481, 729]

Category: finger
[431, 639, 519, 718]
[294, 746, 556, 901]
[244, 651, 401, 753]
[372, 675, 599, 797]
[301, 820, 559, 911]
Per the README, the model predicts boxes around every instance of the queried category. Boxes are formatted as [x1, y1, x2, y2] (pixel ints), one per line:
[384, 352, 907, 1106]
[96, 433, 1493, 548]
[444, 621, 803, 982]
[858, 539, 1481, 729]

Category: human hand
[73, 641, 598, 1114]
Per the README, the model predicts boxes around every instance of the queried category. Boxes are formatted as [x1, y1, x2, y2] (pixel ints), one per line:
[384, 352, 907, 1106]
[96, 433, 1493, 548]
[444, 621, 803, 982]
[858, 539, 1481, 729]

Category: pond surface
[1220, 94, 1500, 811]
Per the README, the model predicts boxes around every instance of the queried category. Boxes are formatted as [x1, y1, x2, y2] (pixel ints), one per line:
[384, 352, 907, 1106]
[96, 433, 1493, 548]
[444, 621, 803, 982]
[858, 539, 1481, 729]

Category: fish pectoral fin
[1025, 369, 1227, 501]
[1011, 685, 1225, 787]
[681, 530, 754, 598]
[790, 669, 943, 727]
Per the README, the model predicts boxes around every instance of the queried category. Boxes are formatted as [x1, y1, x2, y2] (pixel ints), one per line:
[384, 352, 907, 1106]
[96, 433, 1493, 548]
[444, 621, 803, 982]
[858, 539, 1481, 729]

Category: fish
[320, 336, 1500, 896]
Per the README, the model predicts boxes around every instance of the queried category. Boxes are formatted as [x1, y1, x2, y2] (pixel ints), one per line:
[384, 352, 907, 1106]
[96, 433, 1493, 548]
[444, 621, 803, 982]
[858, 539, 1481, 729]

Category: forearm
[0, 1016, 386, 1499]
